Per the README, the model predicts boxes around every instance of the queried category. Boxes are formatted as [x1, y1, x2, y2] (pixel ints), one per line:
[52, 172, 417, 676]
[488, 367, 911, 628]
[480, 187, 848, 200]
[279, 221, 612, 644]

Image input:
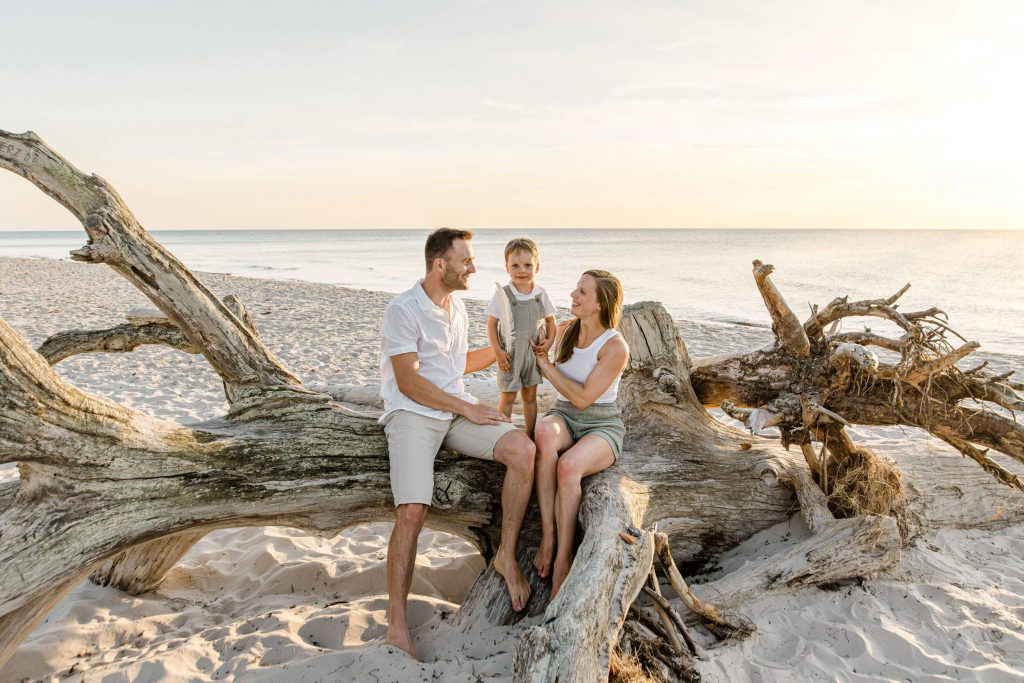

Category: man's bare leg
[490, 429, 536, 611]
[385, 503, 428, 658]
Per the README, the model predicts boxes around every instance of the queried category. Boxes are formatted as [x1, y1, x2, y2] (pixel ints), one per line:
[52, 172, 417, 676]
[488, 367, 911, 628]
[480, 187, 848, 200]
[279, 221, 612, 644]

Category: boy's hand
[535, 327, 553, 354]
[530, 336, 551, 367]
[496, 348, 511, 372]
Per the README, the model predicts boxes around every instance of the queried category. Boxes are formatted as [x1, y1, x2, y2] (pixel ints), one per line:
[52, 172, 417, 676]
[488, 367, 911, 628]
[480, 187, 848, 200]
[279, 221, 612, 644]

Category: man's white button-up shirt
[378, 281, 477, 423]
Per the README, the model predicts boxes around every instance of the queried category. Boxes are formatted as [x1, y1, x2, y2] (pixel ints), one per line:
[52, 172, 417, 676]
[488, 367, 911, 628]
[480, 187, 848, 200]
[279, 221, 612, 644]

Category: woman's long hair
[554, 269, 623, 364]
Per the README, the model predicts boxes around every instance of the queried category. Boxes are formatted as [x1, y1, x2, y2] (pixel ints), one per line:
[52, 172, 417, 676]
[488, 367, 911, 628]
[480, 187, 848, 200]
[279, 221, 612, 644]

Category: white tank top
[554, 328, 622, 404]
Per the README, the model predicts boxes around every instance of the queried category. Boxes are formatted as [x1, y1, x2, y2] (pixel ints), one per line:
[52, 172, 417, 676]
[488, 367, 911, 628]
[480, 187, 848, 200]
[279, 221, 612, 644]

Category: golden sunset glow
[2, 1, 1022, 229]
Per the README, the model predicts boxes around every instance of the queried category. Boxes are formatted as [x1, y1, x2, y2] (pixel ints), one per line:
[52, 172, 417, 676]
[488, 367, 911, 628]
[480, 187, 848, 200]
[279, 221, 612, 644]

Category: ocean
[2, 228, 1022, 373]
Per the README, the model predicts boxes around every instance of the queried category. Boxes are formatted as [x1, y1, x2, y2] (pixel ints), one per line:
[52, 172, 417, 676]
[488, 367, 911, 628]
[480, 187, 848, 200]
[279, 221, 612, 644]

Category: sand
[1, 256, 1022, 682]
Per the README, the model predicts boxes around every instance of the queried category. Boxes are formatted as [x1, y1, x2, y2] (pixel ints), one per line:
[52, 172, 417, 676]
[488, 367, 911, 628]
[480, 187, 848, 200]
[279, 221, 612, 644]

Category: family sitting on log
[378, 228, 628, 658]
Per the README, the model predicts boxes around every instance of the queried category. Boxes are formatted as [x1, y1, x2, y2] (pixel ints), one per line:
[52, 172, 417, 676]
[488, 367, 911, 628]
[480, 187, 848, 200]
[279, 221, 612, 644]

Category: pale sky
[2, 1, 1023, 230]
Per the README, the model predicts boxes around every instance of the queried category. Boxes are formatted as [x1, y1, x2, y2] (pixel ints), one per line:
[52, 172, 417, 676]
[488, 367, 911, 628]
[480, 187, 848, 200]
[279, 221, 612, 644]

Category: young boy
[486, 237, 557, 437]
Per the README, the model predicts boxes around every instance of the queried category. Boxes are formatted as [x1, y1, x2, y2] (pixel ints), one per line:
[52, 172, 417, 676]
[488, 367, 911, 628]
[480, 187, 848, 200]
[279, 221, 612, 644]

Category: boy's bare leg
[385, 503, 428, 658]
[498, 391, 516, 419]
[521, 385, 538, 438]
[490, 430, 536, 611]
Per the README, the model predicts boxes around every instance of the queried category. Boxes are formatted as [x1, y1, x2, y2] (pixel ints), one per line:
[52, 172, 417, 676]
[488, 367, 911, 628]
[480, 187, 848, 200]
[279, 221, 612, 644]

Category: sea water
[2, 228, 1022, 372]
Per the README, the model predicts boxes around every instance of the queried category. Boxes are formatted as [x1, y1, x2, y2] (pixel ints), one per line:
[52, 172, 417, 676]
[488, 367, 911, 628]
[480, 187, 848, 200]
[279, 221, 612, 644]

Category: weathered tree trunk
[2, 129, 1021, 681]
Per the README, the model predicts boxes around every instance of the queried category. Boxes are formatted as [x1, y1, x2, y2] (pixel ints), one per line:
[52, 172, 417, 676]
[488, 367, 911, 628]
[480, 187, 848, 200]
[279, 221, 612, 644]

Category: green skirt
[545, 400, 625, 460]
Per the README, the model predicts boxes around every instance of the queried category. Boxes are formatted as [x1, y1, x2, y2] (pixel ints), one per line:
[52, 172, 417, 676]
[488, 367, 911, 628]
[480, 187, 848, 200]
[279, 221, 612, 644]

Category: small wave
[712, 318, 772, 329]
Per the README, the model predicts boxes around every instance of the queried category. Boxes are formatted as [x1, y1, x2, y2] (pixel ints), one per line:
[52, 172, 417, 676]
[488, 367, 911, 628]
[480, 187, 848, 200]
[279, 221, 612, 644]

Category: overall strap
[503, 285, 517, 306]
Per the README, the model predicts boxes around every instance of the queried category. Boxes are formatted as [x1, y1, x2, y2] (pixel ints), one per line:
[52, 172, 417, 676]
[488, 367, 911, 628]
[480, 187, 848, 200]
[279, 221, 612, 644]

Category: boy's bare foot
[494, 554, 532, 612]
[532, 535, 555, 578]
[550, 557, 571, 601]
[384, 626, 417, 660]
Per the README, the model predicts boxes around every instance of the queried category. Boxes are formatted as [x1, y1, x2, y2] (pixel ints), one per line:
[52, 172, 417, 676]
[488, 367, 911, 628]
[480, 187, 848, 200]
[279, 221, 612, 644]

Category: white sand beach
[2, 256, 1023, 682]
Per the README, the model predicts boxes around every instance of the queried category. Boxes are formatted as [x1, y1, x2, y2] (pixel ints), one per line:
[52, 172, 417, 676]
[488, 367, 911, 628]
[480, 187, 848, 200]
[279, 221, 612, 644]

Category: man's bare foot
[494, 554, 532, 612]
[532, 535, 555, 578]
[550, 557, 571, 601]
[384, 625, 417, 660]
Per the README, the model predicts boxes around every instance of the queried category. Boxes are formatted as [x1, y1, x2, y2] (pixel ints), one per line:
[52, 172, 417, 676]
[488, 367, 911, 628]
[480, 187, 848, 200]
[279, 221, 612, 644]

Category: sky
[2, 0, 1023, 230]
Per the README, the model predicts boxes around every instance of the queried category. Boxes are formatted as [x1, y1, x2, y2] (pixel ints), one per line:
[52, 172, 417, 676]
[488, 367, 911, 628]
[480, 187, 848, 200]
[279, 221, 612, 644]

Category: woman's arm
[534, 335, 628, 410]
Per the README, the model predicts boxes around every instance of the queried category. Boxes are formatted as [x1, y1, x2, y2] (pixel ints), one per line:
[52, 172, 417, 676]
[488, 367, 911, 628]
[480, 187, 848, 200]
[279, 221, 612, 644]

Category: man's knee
[395, 503, 429, 529]
[496, 431, 535, 473]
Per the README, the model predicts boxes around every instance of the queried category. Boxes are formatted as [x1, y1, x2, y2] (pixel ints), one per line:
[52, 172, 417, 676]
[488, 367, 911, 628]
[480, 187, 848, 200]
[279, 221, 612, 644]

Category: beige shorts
[382, 410, 518, 506]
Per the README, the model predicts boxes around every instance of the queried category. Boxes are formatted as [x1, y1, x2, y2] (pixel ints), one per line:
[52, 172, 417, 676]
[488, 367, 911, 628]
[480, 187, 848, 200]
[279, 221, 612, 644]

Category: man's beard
[442, 268, 468, 291]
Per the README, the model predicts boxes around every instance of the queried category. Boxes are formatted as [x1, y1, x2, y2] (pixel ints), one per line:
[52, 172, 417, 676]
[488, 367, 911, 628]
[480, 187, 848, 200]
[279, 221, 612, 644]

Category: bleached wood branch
[752, 260, 811, 358]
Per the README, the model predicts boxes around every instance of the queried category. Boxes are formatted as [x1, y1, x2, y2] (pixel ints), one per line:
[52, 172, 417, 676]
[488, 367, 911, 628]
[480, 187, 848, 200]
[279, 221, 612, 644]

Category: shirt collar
[506, 281, 539, 297]
[414, 280, 457, 315]
[413, 280, 437, 311]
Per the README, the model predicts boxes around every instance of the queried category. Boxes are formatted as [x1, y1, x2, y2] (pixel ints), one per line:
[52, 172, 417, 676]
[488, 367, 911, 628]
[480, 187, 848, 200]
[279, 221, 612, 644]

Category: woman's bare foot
[494, 554, 532, 612]
[550, 557, 571, 601]
[384, 625, 417, 660]
[533, 534, 555, 578]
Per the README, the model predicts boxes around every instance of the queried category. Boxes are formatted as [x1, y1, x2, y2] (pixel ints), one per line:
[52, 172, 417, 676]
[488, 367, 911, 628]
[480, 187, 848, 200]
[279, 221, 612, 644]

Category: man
[379, 227, 535, 658]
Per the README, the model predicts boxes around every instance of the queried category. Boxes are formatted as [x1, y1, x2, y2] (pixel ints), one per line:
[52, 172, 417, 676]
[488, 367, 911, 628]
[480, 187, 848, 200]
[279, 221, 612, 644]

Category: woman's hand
[530, 331, 552, 369]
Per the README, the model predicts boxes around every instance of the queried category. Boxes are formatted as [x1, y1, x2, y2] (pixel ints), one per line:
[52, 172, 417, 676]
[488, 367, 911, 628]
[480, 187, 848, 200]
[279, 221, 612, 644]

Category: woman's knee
[556, 458, 582, 487]
[534, 420, 560, 450]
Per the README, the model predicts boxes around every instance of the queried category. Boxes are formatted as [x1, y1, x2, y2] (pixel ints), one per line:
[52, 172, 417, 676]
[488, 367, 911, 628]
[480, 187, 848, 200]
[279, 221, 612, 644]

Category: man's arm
[392, 352, 508, 424]
[465, 345, 497, 374]
[487, 316, 511, 372]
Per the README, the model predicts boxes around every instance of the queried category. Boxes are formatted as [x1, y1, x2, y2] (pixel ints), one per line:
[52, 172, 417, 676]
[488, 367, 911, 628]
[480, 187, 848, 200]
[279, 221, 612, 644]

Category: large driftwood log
[1, 129, 1020, 681]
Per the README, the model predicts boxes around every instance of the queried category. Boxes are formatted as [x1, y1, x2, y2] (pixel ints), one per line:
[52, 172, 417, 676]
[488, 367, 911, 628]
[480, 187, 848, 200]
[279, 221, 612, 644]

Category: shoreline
[2, 255, 1023, 681]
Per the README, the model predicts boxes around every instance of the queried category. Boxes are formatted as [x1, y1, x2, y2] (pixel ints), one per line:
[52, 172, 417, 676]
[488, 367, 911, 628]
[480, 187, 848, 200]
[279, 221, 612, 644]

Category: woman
[530, 269, 628, 599]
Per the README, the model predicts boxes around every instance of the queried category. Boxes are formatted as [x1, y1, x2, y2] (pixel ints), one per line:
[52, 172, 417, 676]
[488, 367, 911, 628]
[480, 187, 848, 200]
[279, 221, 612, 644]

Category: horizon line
[2, 226, 1022, 232]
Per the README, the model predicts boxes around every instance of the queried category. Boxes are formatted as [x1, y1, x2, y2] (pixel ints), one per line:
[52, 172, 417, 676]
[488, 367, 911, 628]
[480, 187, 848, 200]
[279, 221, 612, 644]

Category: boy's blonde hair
[504, 237, 540, 263]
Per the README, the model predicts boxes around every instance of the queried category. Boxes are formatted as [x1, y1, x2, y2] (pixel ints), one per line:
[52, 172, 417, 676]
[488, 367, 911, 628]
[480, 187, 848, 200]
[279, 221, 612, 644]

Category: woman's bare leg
[521, 385, 539, 437]
[550, 435, 615, 600]
[532, 414, 572, 578]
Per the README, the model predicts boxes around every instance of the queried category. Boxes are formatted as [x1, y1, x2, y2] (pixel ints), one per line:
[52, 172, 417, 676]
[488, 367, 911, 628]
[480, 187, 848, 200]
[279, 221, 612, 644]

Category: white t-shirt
[378, 281, 477, 423]
[485, 282, 557, 319]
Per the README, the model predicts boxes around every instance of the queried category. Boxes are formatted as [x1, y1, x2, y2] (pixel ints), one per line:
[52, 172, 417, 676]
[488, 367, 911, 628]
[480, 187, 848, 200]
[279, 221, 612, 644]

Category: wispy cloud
[484, 99, 528, 113]
[652, 36, 715, 51]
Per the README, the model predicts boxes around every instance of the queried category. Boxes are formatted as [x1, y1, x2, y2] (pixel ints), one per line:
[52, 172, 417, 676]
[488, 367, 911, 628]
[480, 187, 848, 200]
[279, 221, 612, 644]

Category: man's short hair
[425, 227, 474, 272]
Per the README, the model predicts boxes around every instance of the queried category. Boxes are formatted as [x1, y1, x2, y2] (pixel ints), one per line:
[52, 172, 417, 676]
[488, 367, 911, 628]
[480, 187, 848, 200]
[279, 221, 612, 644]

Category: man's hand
[462, 402, 512, 426]
[496, 348, 512, 372]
